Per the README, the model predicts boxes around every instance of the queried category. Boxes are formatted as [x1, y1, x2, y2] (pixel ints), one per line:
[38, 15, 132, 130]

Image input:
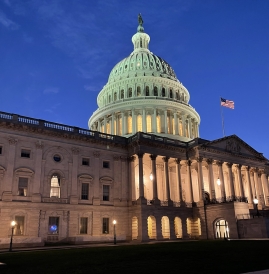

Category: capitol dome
[89, 16, 200, 141]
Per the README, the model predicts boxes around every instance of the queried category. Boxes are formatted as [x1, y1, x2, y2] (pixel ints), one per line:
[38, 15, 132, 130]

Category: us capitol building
[0, 16, 268, 248]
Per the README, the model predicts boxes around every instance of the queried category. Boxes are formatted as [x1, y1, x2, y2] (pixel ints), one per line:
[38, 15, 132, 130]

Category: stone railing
[0, 111, 127, 145]
[42, 197, 68, 204]
[160, 200, 168, 206]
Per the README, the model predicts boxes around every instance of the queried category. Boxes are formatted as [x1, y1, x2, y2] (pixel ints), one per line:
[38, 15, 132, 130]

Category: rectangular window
[82, 158, 90, 166]
[102, 218, 109, 234]
[103, 161, 110, 168]
[14, 216, 24, 236]
[80, 217, 88, 234]
[103, 185, 110, 201]
[0, 146, 2, 154]
[21, 149, 30, 158]
[18, 177, 28, 196]
[48, 217, 59, 234]
[81, 183, 89, 200]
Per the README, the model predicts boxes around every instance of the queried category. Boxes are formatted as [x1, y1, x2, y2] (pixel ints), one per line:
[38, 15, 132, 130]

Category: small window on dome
[145, 86, 149, 96]
[154, 86, 158, 96]
[137, 86, 141, 96]
[121, 90, 124, 99]
[162, 88, 166, 97]
[128, 88, 132, 98]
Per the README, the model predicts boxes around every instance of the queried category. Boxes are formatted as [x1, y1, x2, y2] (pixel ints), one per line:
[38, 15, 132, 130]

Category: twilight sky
[0, 0, 268, 158]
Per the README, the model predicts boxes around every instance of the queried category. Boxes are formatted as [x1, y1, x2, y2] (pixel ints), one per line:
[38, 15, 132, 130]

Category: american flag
[220, 98, 234, 109]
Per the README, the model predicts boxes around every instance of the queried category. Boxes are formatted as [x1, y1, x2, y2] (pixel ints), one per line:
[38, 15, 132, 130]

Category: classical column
[122, 112, 126, 135]
[182, 114, 186, 137]
[104, 116, 107, 134]
[186, 160, 194, 203]
[163, 157, 171, 201]
[128, 156, 136, 201]
[71, 148, 79, 200]
[216, 161, 226, 201]
[197, 157, 204, 202]
[153, 108, 157, 133]
[175, 158, 183, 203]
[174, 111, 179, 135]
[132, 109, 135, 134]
[98, 119, 101, 132]
[206, 159, 215, 201]
[111, 113, 115, 135]
[226, 163, 235, 199]
[142, 108, 146, 132]
[245, 166, 253, 204]
[258, 171, 265, 206]
[253, 168, 259, 202]
[137, 153, 145, 199]
[260, 170, 268, 206]
[164, 109, 168, 134]
[235, 164, 245, 198]
[150, 155, 158, 202]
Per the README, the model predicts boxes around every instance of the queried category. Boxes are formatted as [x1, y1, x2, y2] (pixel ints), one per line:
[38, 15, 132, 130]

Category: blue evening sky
[0, 0, 268, 158]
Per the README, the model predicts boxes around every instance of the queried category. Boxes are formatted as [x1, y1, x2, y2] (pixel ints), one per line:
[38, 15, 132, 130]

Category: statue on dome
[138, 13, 143, 26]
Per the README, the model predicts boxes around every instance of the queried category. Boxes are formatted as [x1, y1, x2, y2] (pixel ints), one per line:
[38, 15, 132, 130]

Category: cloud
[0, 10, 19, 30]
[43, 87, 59, 94]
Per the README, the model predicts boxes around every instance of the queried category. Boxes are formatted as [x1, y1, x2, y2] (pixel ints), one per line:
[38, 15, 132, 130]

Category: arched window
[154, 86, 158, 96]
[145, 86, 149, 96]
[157, 115, 161, 133]
[128, 88, 132, 98]
[147, 216, 157, 239]
[146, 115, 152, 133]
[121, 90, 124, 99]
[137, 115, 142, 132]
[128, 116, 132, 134]
[162, 88, 165, 97]
[170, 89, 173, 98]
[114, 92, 117, 101]
[215, 219, 229, 239]
[161, 216, 170, 239]
[50, 174, 60, 198]
[137, 86, 141, 96]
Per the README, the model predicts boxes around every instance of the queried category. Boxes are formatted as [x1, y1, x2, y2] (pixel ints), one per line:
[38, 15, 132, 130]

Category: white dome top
[89, 16, 200, 142]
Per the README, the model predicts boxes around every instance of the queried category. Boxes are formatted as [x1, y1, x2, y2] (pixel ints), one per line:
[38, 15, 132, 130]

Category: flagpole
[220, 97, 226, 137]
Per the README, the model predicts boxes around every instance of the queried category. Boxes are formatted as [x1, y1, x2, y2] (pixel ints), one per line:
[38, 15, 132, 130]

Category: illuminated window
[157, 115, 161, 133]
[118, 117, 122, 135]
[18, 177, 28, 196]
[128, 116, 132, 134]
[137, 115, 142, 132]
[146, 115, 152, 133]
[179, 121, 183, 136]
[14, 216, 24, 236]
[50, 174, 60, 198]
[80, 217, 88, 234]
[215, 219, 229, 239]
[137, 86, 141, 96]
[107, 122, 111, 134]
[102, 218, 109, 234]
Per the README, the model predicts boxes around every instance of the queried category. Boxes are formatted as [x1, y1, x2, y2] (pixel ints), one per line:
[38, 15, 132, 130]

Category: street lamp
[253, 196, 259, 216]
[113, 220, 117, 244]
[9, 221, 16, 252]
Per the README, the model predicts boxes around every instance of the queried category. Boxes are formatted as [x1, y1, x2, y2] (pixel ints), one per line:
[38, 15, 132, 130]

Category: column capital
[174, 158, 181, 165]
[185, 160, 192, 166]
[137, 152, 144, 159]
[196, 156, 203, 163]
[234, 164, 242, 169]
[244, 165, 251, 171]
[127, 156, 136, 162]
[206, 158, 213, 165]
[216, 161, 223, 166]
[162, 156, 170, 163]
[226, 162, 233, 168]
[150, 154, 157, 161]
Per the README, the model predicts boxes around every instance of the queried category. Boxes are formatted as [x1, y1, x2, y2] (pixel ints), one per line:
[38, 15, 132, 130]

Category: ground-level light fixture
[149, 172, 153, 181]
[253, 196, 259, 217]
[113, 220, 117, 244]
[217, 177, 221, 186]
[9, 220, 16, 252]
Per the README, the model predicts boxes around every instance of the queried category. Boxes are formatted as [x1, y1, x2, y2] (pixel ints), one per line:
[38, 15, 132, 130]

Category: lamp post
[113, 220, 117, 244]
[253, 196, 259, 217]
[9, 221, 16, 252]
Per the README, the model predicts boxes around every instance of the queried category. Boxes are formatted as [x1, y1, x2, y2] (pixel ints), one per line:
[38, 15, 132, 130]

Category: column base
[137, 197, 147, 205]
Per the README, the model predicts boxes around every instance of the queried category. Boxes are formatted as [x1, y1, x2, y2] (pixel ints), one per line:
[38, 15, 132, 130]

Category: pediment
[199, 135, 267, 161]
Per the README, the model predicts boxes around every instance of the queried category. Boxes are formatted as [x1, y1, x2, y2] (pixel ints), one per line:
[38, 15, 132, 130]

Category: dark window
[128, 88, 132, 97]
[103, 161, 110, 168]
[18, 177, 28, 196]
[103, 185, 110, 201]
[21, 149, 30, 158]
[82, 158, 90, 166]
[81, 183, 89, 200]
[0, 146, 2, 154]
[170, 89, 173, 98]
[162, 88, 166, 97]
[102, 218, 109, 234]
[146, 86, 149, 96]
[14, 216, 24, 235]
[80, 217, 88, 234]
[121, 90, 124, 99]
[53, 154, 61, 162]
[154, 87, 158, 96]
[48, 217, 59, 234]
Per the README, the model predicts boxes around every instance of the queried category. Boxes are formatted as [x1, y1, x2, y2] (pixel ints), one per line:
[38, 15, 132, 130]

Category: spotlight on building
[149, 172, 153, 181]
[253, 196, 259, 217]
[9, 221, 16, 252]
[217, 177, 221, 186]
[113, 220, 117, 244]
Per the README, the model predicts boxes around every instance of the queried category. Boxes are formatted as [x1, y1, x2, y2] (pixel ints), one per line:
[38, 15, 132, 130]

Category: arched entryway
[174, 217, 182, 238]
[161, 216, 170, 239]
[147, 216, 157, 239]
[215, 219, 229, 239]
[132, 216, 138, 240]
